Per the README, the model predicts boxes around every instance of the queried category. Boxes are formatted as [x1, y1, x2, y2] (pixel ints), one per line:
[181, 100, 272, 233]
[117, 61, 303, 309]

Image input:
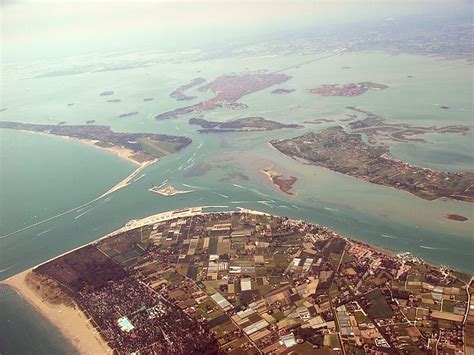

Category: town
[28, 208, 473, 354]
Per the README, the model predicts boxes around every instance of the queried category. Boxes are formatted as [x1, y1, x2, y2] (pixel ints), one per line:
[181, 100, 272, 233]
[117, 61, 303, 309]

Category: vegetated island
[0, 121, 191, 165]
[445, 214, 468, 222]
[2, 207, 471, 354]
[155, 72, 291, 120]
[271, 88, 295, 94]
[308, 82, 388, 97]
[303, 115, 355, 125]
[271, 126, 474, 202]
[118, 112, 138, 118]
[169, 77, 206, 101]
[347, 107, 470, 144]
[189, 116, 303, 133]
[149, 185, 193, 196]
[261, 168, 297, 195]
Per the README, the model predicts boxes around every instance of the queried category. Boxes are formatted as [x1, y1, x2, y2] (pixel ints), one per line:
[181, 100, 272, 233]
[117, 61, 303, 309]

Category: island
[445, 214, 468, 222]
[347, 107, 470, 144]
[149, 185, 193, 196]
[271, 88, 295, 94]
[270, 126, 474, 202]
[189, 116, 303, 133]
[303, 115, 355, 125]
[169, 77, 206, 101]
[155, 72, 291, 120]
[308, 82, 388, 97]
[118, 112, 138, 118]
[0, 121, 192, 164]
[2, 207, 472, 354]
[261, 168, 297, 195]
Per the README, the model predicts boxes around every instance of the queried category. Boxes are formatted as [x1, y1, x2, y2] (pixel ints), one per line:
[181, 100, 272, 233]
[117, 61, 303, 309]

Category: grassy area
[366, 289, 394, 319]
[138, 138, 179, 158]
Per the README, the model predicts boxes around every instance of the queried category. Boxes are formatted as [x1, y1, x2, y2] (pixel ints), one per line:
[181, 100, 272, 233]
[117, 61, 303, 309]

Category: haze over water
[0, 1, 473, 353]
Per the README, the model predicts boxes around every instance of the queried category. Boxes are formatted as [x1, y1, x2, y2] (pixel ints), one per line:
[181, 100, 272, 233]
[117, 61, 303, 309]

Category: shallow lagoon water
[0, 50, 472, 354]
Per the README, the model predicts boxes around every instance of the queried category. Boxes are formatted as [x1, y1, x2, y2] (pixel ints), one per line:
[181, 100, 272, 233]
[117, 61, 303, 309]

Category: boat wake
[0, 263, 18, 273]
[420, 245, 445, 250]
[212, 192, 229, 198]
[36, 228, 53, 237]
[183, 183, 200, 189]
[381, 234, 398, 239]
[232, 184, 274, 199]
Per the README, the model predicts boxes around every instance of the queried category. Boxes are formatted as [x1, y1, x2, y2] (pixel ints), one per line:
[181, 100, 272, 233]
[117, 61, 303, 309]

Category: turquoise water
[0, 286, 78, 355]
[0, 50, 473, 354]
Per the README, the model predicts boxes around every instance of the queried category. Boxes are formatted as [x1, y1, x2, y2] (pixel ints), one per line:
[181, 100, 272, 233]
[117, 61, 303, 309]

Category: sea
[0, 50, 472, 354]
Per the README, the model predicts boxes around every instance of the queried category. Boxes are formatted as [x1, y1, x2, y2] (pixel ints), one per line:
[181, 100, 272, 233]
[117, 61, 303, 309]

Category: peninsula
[308, 82, 388, 97]
[155, 72, 291, 120]
[189, 116, 303, 133]
[3, 208, 472, 354]
[0, 121, 192, 164]
[270, 127, 474, 202]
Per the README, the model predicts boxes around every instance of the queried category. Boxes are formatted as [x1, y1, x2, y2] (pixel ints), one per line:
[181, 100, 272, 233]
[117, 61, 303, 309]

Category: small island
[189, 116, 303, 133]
[445, 214, 468, 222]
[118, 112, 138, 118]
[261, 168, 297, 195]
[156, 72, 291, 120]
[169, 77, 206, 101]
[0, 121, 192, 164]
[149, 185, 193, 196]
[271, 88, 295, 94]
[308, 82, 388, 97]
[271, 126, 474, 202]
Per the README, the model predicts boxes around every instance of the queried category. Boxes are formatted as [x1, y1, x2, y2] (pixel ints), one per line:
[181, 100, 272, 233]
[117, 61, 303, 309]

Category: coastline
[1, 206, 471, 354]
[266, 142, 474, 220]
[1, 270, 112, 355]
[17, 129, 142, 166]
[260, 167, 297, 195]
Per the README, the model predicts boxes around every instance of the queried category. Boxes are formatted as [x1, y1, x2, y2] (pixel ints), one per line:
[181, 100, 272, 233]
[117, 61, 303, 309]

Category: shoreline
[261, 167, 297, 195]
[16, 129, 143, 166]
[266, 142, 474, 215]
[1, 206, 472, 354]
[1, 270, 112, 355]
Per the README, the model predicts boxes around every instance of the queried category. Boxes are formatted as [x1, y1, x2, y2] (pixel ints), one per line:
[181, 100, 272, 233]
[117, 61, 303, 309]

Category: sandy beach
[19, 129, 144, 166]
[261, 167, 297, 195]
[1, 270, 112, 355]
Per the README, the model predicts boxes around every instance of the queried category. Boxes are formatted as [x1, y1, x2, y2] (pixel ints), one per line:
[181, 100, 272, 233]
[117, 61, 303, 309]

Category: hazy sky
[1, 0, 470, 62]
